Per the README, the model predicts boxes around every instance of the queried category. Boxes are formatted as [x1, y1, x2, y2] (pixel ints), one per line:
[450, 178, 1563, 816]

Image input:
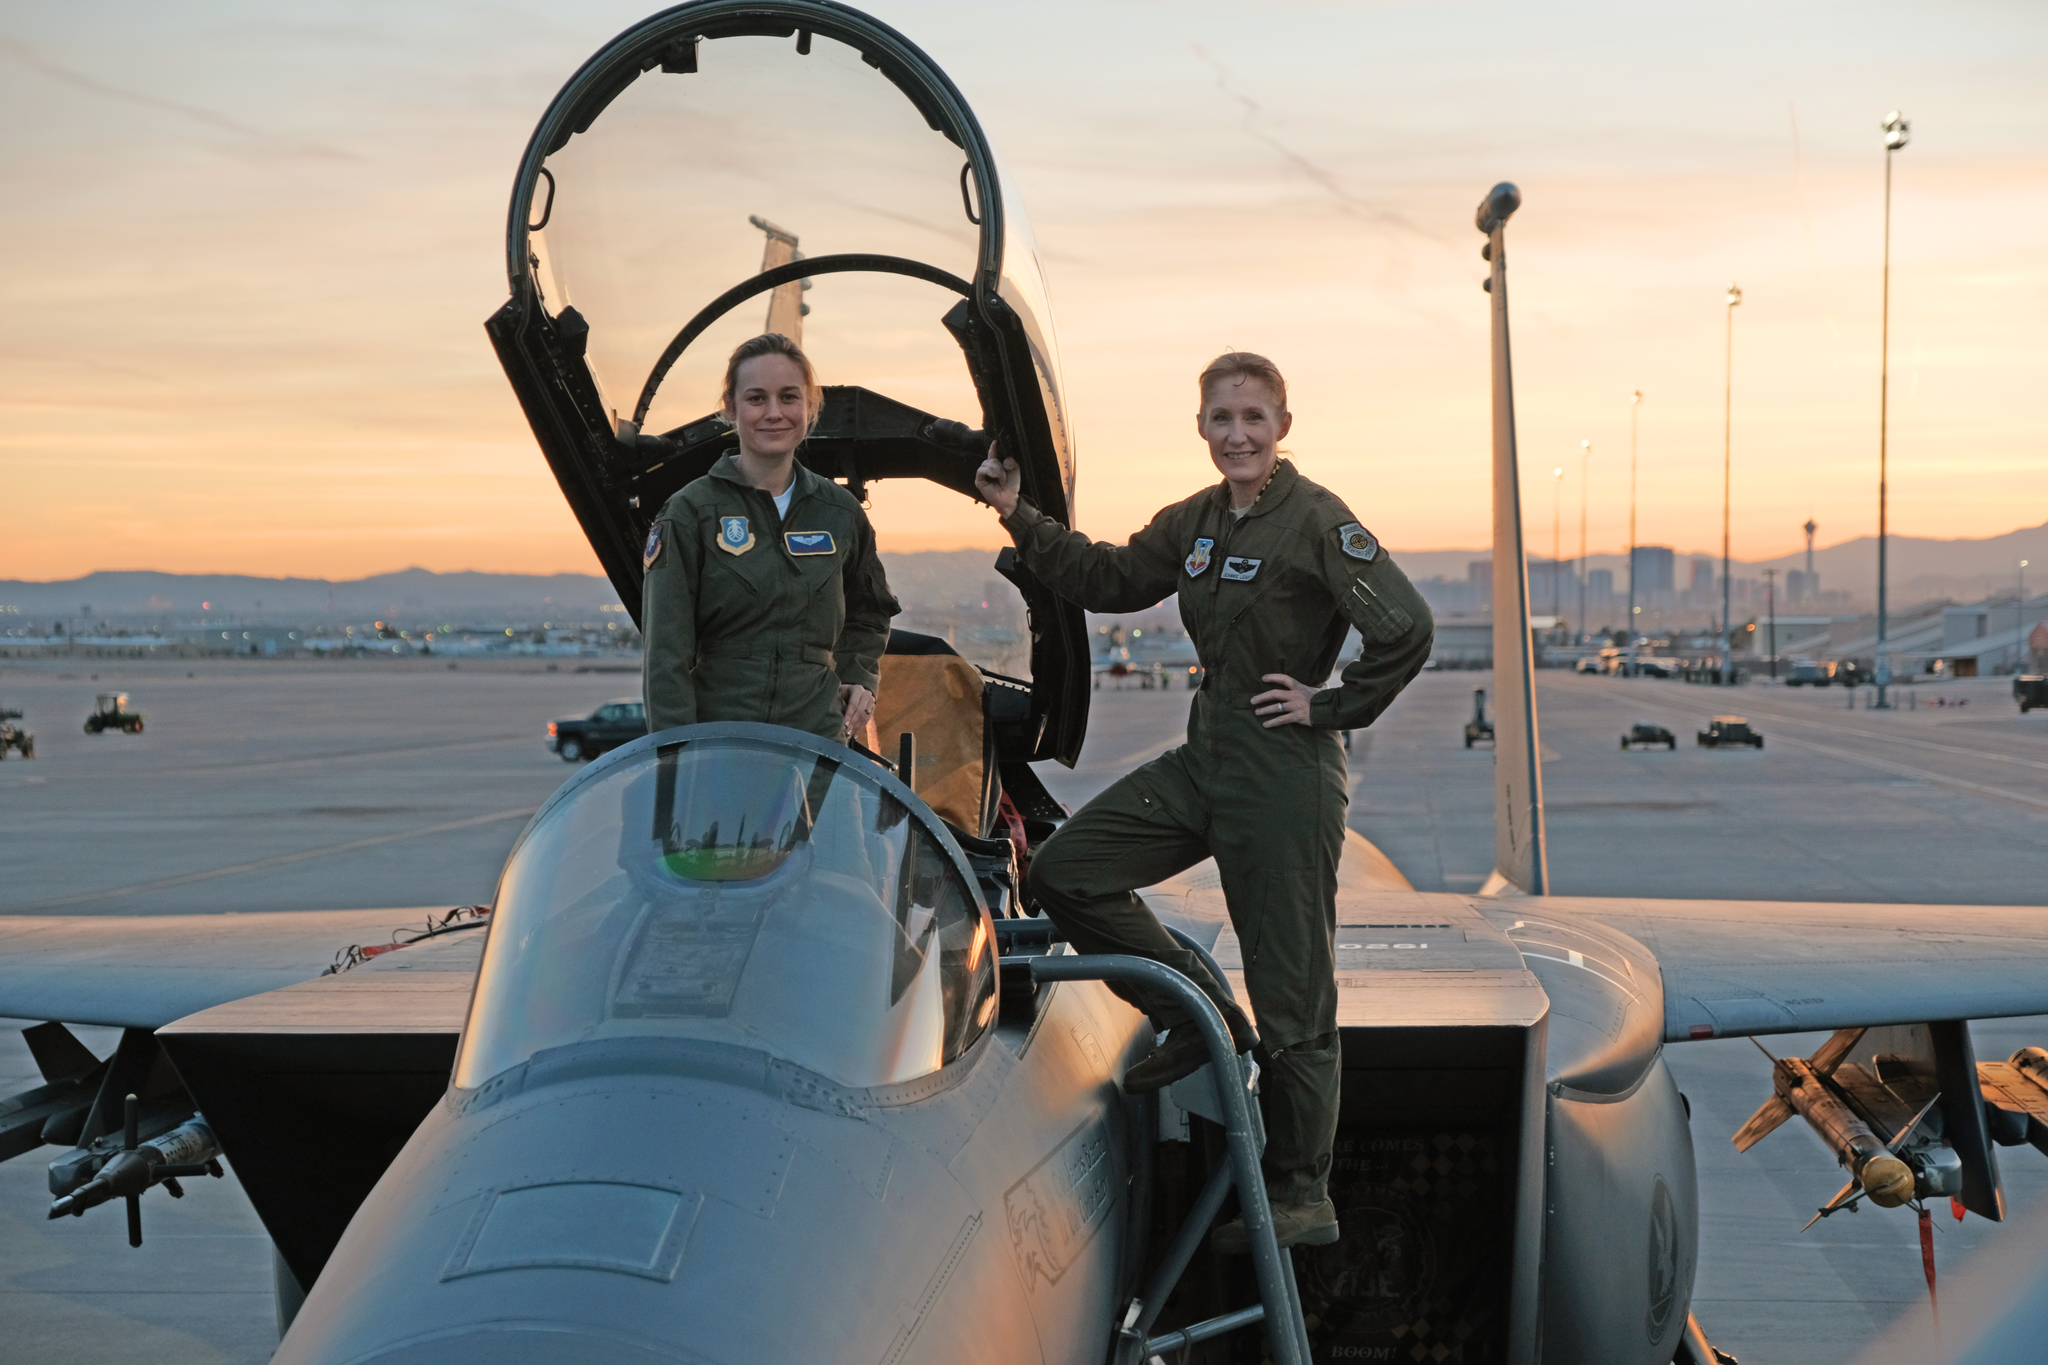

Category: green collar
[709, 452, 816, 505]
[1207, 457, 1298, 519]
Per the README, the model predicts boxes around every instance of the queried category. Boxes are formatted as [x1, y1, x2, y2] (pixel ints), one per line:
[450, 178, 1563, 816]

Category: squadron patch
[716, 515, 756, 556]
[784, 530, 836, 556]
[642, 523, 664, 570]
[1337, 522, 1379, 562]
[1220, 556, 1262, 582]
[1185, 538, 1214, 578]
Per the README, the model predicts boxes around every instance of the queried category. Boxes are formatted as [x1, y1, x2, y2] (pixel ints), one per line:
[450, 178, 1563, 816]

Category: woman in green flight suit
[975, 351, 1433, 1252]
[642, 333, 900, 741]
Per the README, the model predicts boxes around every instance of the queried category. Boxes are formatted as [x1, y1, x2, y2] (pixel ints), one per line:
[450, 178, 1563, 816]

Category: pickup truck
[545, 698, 646, 762]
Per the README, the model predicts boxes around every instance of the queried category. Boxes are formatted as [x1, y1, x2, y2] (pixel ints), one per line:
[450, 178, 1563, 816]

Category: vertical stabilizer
[1477, 184, 1548, 895]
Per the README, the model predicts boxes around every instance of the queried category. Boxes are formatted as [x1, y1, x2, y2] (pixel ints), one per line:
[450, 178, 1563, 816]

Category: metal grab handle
[1027, 953, 1312, 1365]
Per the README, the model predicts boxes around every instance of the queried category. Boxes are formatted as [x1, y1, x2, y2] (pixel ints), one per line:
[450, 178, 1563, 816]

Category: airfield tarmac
[3, 658, 2046, 1363]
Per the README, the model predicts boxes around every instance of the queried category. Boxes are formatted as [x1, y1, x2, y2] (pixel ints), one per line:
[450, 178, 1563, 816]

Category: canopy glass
[456, 729, 996, 1091]
[528, 29, 992, 437]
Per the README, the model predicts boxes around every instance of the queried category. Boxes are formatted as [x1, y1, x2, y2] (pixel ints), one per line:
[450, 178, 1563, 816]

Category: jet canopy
[489, 1, 1090, 763]
[455, 725, 997, 1092]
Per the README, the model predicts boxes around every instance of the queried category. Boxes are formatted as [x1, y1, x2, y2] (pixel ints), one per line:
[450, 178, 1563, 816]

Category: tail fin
[1477, 183, 1548, 896]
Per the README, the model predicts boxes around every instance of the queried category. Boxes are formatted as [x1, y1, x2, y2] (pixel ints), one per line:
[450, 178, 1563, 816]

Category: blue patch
[784, 530, 836, 556]
[642, 524, 664, 570]
[1220, 556, 1261, 582]
[1184, 538, 1214, 578]
[716, 516, 755, 556]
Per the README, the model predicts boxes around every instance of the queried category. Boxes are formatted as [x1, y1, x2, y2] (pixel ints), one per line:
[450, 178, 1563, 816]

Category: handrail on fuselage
[1021, 953, 1313, 1365]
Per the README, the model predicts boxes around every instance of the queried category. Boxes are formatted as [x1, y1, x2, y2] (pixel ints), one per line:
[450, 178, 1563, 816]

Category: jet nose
[320, 1323, 695, 1365]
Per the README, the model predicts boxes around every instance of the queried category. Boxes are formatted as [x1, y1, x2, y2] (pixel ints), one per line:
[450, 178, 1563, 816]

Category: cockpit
[489, 3, 1092, 766]
[455, 724, 996, 1092]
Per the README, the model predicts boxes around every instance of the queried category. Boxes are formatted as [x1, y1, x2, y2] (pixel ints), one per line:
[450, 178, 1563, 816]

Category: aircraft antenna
[1476, 182, 1548, 895]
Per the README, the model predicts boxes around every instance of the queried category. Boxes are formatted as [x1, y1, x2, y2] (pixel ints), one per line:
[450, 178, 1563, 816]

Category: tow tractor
[83, 694, 145, 736]
[0, 707, 33, 759]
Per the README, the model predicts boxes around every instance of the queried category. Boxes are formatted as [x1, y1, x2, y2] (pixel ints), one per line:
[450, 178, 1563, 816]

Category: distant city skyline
[3, 0, 2044, 580]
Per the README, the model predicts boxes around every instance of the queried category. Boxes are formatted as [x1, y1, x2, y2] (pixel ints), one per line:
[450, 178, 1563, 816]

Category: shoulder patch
[642, 523, 664, 570]
[1337, 522, 1379, 562]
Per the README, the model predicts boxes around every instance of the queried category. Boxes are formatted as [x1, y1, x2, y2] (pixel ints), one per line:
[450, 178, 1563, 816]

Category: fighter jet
[8, 9, 2048, 1365]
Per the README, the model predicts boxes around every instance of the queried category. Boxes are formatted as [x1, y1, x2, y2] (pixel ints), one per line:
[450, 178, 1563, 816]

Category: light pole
[1765, 567, 1778, 679]
[1721, 282, 1741, 685]
[1578, 439, 1590, 645]
[1628, 390, 1642, 674]
[1552, 465, 1565, 632]
[2020, 560, 2031, 673]
[1875, 110, 1909, 707]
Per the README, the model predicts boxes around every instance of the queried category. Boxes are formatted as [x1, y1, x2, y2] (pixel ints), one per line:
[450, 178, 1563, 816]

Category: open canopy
[488, 0, 1090, 763]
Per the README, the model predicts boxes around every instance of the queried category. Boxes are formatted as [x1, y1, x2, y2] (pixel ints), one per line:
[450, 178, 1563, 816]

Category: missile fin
[1808, 1026, 1868, 1077]
[1733, 1094, 1796, 1152]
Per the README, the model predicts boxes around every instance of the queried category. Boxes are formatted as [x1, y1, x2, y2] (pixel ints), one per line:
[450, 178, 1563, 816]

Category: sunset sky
[4, 0, 2044, 581]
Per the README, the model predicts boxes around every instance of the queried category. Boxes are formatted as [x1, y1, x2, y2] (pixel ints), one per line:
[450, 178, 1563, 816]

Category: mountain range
[4, 525, 2042, 621]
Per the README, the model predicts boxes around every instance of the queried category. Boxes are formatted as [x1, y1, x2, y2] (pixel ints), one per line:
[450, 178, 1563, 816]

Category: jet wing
[1542, 896, 2048, 1042]
[0, 908, 473, 1029]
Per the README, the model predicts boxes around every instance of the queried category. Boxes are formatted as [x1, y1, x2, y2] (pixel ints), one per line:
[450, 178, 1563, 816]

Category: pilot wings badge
[783, 531, 836, 556]
[716, 516, 755, 556]
[1337, 522, 1379, 562]
[1185, 538, 1214, 578]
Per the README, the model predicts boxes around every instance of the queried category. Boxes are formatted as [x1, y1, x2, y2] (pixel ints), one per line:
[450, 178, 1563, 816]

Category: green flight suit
[1003, 459, 1433, 1204]
[643, 455, 899, 741]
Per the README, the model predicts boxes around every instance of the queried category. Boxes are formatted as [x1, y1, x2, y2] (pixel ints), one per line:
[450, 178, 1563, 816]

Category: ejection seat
[873, 628, 1043, 916]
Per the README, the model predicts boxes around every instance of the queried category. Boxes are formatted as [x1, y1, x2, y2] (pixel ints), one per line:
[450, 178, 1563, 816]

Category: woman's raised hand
[974, 442, 1021, 518]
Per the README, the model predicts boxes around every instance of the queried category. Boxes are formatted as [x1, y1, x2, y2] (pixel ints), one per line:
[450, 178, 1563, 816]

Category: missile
[48, 1111, 221, 1221]
[1770, 1056, 1915, 1205]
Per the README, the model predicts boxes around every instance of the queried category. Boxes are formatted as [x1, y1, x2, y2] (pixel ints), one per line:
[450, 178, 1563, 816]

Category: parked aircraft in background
[6, 11, 2048, 1365]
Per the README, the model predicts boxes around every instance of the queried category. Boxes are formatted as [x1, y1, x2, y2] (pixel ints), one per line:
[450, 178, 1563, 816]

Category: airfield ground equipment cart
[1621, 721, 1676, 750]
[1464, 687, 1495, 747]
[2016, 676, 2048, 713]
[82, 694, 144, 736]
[1697, 715, 1763, 749]
[0, 708, 33, 759]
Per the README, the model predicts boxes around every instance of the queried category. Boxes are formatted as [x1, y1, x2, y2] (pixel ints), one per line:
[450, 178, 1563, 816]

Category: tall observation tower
[1802, 519, 1818, 602]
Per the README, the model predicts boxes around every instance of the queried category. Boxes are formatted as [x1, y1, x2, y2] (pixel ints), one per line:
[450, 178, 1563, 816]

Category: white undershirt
[773, 482, 794, 518]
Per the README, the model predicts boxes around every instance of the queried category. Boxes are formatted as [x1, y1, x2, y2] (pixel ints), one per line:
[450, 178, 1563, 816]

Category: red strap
[1918, 1205, 1939, 1327]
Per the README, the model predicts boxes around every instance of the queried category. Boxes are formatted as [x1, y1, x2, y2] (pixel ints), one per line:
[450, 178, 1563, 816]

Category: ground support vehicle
[2016, 677, 2048, 713]
[1621, 722, 1676, 750]
[1785, 659, 1834, 687]
[82, 694, 143, 735]
[544, 698, 646, 762]
[1464, 687, 1495, 747]
[0, 708, 33, 759]
[1698, 715, 1764, 749]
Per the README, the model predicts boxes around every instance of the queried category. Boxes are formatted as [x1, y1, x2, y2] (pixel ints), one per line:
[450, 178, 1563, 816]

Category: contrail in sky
[0, 39, 358, 162]
[1192, 43, 1440, 245]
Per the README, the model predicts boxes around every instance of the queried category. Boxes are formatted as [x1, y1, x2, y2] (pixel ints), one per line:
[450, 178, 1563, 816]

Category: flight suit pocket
[1347, 576, 1414, 644]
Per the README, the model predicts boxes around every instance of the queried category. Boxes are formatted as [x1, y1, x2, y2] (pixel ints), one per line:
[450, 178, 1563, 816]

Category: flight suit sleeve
[641, 514, 699, 732]
[1307, 529, 1435, 732]
[835, 509, 900, 695]
[999, 496, 1183, 613]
